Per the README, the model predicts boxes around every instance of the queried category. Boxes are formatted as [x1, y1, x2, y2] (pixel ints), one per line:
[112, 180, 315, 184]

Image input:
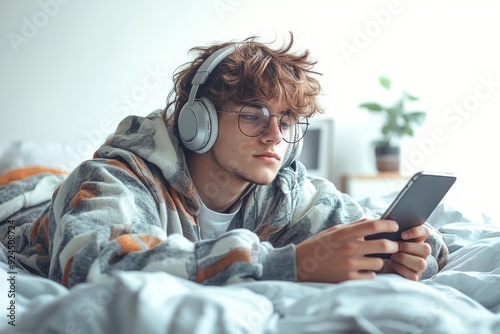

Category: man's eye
[280, 121, 291, 129]
[280, 114, 296, 130]
[240, 114, 260, 122]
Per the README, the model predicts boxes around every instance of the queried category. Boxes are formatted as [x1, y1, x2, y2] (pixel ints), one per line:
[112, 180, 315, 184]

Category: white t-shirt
[199, 199, 240, 239]
[183, 155, 248, 239]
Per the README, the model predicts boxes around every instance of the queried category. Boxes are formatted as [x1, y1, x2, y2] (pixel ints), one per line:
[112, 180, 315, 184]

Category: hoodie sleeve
[42, 158, 296, 287]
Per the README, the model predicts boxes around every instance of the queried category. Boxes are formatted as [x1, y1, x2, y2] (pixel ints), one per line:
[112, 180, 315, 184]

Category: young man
[3, 34, 446, 287]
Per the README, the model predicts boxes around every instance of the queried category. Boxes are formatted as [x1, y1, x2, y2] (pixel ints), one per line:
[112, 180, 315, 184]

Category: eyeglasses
[217, 103, 309, 143]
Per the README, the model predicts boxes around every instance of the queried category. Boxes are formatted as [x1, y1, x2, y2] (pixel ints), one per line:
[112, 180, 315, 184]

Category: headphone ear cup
[178, 97, 218, 153]
[281, 125, 303, 170]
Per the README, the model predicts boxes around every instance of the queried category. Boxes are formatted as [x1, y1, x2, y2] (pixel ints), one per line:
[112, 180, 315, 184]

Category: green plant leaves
[404, 127, 414, 136]
[403, 91, 419, 101]
[359, 103, 383, 111]
[405, 111, 426, 126]
[359, 76, 427, 148]
[379, 76, 391, 90]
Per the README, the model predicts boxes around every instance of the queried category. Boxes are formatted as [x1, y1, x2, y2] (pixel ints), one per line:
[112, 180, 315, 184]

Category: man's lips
[254, 152, 280, 162]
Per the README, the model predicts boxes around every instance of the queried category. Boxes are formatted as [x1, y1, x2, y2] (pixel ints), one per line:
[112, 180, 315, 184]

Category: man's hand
[295, 218, 400, 283]
[379, 224, 432, 281]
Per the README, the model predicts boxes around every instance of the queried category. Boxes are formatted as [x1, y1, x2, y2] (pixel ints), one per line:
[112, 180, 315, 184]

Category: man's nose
[261, 116, 282, 141]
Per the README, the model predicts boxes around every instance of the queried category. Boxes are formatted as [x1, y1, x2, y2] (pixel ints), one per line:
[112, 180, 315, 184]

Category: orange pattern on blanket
[138, 234, 161, 248]
[255, 224, 283, 240]
[0, 166, 68, 185]
[29, 212, 50, 248]
[116, 235, 142, 253]
[116, 234, 162, 253]
[62, 256, 74, 287]
[105, 159, 142, 181]
[196, 247, 251, 283]
[71, 182, 99, 208]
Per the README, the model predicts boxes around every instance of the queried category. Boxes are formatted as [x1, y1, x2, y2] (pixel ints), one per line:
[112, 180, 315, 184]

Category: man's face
[210, 99, 291, 185]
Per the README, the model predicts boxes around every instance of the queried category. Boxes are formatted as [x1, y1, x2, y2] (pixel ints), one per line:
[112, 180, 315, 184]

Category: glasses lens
[237, 103, 308, 143]
[283, 118, 308, 143]
[238, 104, 270, 137]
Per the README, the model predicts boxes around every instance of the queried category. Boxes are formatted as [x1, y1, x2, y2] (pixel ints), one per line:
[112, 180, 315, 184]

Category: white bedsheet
[1, 194, 500, 333]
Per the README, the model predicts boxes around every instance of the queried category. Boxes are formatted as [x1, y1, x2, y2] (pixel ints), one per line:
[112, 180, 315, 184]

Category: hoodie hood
[94, 109, 195, 199]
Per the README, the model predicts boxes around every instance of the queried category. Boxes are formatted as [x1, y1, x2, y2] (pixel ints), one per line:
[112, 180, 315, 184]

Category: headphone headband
[187, 45, 236, 105]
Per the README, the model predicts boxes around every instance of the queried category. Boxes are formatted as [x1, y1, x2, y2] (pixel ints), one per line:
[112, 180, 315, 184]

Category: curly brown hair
[165, 33, 323, 134]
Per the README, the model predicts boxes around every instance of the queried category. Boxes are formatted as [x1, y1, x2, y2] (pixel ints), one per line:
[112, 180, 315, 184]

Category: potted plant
[359, 76, 426, 172]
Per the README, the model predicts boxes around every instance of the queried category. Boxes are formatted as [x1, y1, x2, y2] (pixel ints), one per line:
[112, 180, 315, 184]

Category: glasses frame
[217, 103, 309, 143]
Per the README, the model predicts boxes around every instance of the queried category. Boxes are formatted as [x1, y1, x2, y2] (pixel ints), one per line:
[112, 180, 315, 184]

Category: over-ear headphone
[177, 44, 302, 169]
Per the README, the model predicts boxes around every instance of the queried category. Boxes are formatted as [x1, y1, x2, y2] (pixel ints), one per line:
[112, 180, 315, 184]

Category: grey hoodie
[0, 109, 445, 287]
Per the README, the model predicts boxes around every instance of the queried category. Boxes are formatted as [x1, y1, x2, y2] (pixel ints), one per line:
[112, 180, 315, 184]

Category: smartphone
[366, 171, 456, 257]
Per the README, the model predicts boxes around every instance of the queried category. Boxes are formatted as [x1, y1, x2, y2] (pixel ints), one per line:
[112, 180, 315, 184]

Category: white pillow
[0, 141, 97, 174]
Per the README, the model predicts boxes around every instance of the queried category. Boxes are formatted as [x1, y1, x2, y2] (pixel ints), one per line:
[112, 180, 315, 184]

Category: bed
[1, 141, 500, 333]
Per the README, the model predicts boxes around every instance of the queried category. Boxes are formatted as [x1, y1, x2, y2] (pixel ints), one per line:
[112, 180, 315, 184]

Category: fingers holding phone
[385, 244, 432, 281]
[295, 218, 400, 283]
[380, 224, 432, 280]
[400, 224, 431, 242]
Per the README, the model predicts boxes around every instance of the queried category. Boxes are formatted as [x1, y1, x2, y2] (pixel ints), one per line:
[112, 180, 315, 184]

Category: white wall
[1, 0, 499, 217]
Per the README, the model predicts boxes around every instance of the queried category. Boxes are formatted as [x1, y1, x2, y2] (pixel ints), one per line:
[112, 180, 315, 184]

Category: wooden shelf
[341, 173, 410, 199]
